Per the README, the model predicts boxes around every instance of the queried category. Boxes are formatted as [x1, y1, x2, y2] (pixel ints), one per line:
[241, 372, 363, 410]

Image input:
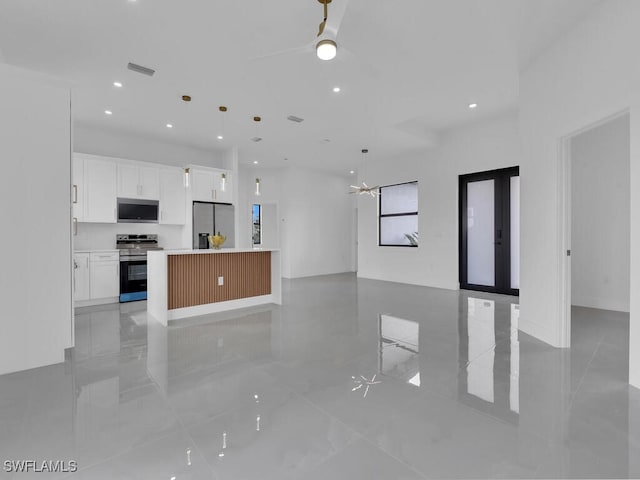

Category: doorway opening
[459, 167, 519, 296]
[560, 112, 630, 349]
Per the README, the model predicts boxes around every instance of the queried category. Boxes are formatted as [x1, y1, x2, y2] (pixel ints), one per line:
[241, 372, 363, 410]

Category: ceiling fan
[252, 0, 350, 62]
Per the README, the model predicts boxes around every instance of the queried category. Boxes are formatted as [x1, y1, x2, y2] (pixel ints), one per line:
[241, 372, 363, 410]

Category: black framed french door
[459, 166, 519, 296]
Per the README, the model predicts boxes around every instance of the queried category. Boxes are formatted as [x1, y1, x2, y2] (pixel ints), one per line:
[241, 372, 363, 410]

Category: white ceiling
[0, 0, 601, 173]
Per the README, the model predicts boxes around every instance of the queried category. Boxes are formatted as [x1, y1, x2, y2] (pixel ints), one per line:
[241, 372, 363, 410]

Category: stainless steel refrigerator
[192, 202, 235, 249]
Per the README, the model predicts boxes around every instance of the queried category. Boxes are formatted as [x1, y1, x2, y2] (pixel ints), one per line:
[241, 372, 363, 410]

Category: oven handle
[120, 256, 148, 262]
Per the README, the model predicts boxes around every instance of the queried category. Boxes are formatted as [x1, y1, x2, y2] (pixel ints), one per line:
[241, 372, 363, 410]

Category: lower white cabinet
[74, 251, 119, 305]
[73, 253, 90, 301]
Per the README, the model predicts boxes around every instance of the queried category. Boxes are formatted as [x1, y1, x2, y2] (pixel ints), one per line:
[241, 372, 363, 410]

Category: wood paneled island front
[147, 249, 281, 326]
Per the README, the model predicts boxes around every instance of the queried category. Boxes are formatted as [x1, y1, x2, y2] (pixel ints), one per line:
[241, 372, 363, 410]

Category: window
[252, 204, 262, 245]
[379, 181, 418, 247]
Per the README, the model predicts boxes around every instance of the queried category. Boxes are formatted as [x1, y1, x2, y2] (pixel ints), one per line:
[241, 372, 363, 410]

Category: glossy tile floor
[1, 273, 639, 479]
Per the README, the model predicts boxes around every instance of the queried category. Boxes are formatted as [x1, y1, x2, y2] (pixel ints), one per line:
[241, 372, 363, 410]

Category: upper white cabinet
[117, 162, 160, 200]
[191, 167, 233, 204]
[81, 155, 118, 223]
[159, 167, 186, 225]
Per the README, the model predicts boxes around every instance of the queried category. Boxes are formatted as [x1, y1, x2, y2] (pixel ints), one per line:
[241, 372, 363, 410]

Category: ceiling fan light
[316, 39, 337, 61]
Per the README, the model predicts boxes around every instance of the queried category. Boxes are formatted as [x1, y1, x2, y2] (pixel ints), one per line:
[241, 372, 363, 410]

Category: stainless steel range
[116, 234, 163, 303]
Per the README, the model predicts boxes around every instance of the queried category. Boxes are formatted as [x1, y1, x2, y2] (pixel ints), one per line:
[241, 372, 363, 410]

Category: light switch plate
[218, 276, 224, 286]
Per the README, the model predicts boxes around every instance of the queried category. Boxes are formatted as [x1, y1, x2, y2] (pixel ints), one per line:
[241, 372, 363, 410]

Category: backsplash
[73, 223, 187, 250]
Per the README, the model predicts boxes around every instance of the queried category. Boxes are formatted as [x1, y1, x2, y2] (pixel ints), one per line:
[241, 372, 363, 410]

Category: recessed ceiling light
[350, 170, 355, 174]
[217, 135, 223, 140]
[468, 103, 478, 109]
[253, 161, 259, 165]
[166, 124, 173, 128]
[104, 110, 113, 115]
[333, 86, 341, 93]
[113, 81, 123, 88]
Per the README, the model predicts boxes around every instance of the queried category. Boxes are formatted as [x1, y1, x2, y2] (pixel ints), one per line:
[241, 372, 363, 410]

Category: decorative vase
[208, 234, 226, 249]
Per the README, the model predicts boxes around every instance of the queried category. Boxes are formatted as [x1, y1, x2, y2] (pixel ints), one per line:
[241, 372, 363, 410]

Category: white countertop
[74, 249, 119, 253]
[149, 248, 279, 256]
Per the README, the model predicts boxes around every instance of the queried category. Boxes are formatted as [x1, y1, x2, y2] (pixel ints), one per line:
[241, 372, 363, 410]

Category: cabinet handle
[73, 217, 78, 236]
[73, 185, 78, 204]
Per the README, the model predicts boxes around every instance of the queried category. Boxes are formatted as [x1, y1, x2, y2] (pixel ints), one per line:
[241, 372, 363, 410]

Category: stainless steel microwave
[117, 198, 159, 223]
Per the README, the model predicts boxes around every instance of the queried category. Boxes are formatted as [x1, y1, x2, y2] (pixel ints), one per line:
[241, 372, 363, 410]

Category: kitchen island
[147, 248, 281, 326]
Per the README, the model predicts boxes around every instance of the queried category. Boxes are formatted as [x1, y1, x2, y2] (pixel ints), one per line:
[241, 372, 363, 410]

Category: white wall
[0, 63, 72, 375]
[571, 114, 630, 312]
[519, 0, 637, 351]
[517, 0, 639, 388]
[358, 112, 521, 290]
[630, 31, 640, 389]
[237, 164, 355, 278]
[74, 123, 225, 168]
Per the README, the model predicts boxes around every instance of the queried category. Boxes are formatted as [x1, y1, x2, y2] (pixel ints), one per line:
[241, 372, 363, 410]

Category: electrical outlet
[218, 276, 224, 286]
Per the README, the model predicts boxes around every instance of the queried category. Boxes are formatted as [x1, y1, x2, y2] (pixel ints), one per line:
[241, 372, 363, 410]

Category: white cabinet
[89, 252, 119, 300]
[160, 167, 186, 225]
[74, 251, 120, 305]
[84, 156, 117, 223]
[191, 168, 233, 203]
[73, 253, 90, 301]
[117, 162, 160, 200]
[72, 156, 84, 226]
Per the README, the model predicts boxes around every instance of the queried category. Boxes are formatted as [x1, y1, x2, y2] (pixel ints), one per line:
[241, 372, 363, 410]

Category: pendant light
[184, 167, 190, 187]
[349, 148, 380, 197]
[217, 106, 227, 141]
[255, 178, 261, 196]
[251, 116, 262, 142]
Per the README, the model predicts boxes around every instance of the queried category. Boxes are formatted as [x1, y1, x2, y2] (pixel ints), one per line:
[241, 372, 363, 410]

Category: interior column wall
[0, 63, 72, 375]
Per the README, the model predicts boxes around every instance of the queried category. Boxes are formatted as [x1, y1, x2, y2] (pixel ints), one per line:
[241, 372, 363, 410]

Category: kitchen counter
[147, 249, 281, 325]
[157, 247, 280, 255]
[74, 249, 119, 253]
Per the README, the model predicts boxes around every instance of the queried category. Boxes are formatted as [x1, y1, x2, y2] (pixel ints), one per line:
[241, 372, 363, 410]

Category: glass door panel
[467, 180, 495, 287]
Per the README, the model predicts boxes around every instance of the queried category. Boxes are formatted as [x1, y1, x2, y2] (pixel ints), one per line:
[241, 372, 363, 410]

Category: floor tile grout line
[64, 365, 221, 477]
[568, 337, 604, 409]
[145, 369, 221, 479]
[294, 389, 430, 479]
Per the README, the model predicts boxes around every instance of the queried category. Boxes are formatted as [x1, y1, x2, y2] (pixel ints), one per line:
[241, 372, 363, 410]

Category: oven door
[119, 257, 148, 302]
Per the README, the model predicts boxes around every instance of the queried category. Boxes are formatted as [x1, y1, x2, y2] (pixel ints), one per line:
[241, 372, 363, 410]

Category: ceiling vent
[127, 62, 156, 77]
[287, 115, 304, 123]
[251, 137, 263, 142]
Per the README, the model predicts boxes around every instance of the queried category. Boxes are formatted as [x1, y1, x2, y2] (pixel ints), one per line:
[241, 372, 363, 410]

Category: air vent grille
[287, 115, 304, 123]
[127, 62, 156, 76]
